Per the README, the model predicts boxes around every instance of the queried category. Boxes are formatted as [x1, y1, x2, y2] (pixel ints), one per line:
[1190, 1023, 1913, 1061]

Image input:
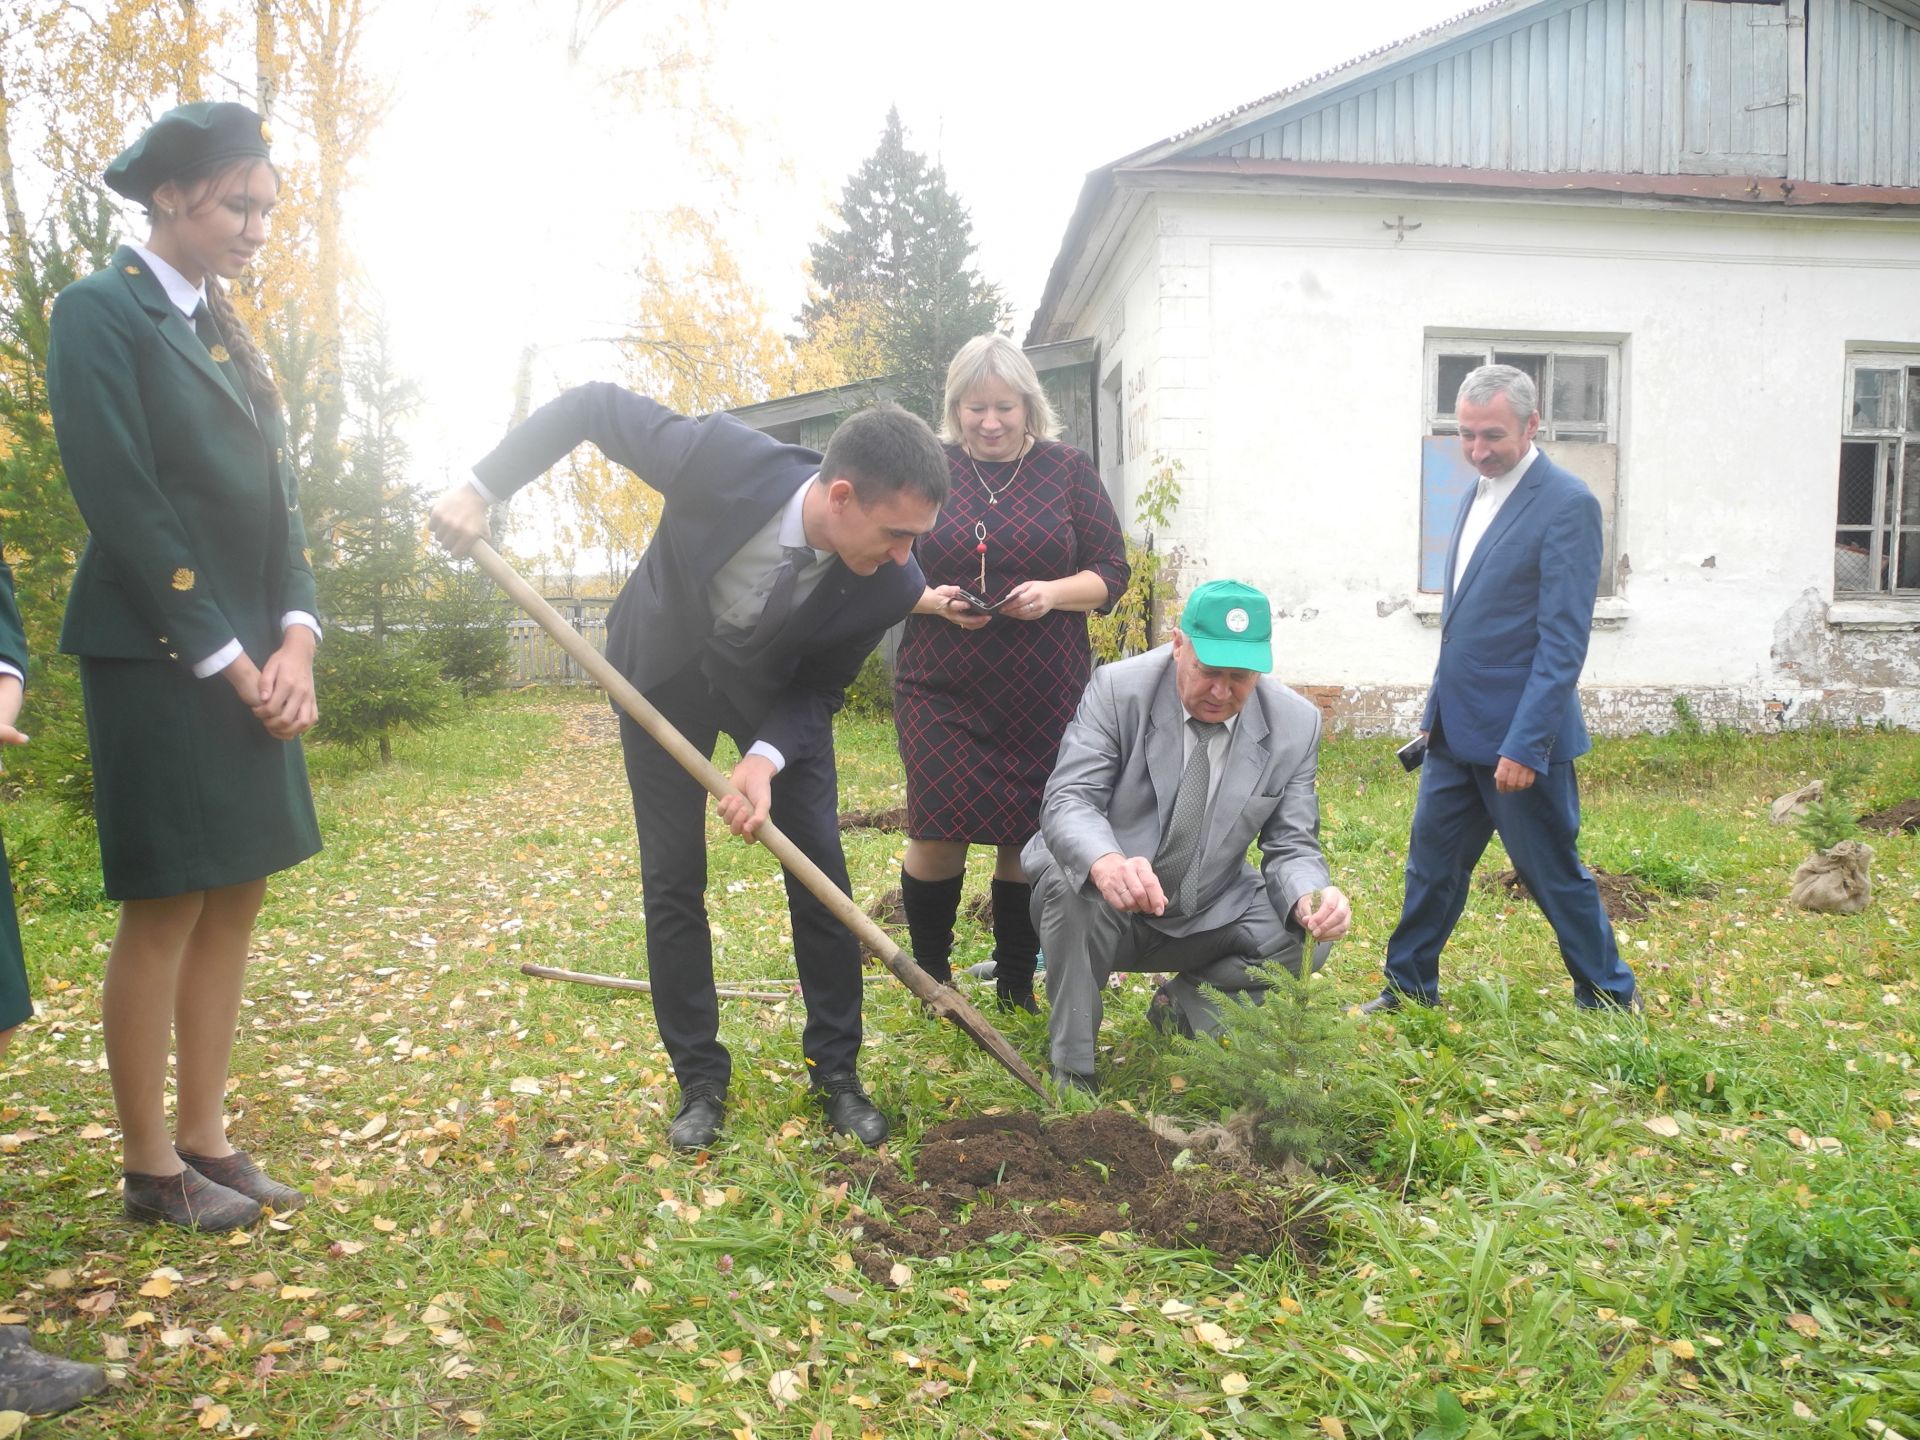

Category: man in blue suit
[1364, 364, 1638, 1014]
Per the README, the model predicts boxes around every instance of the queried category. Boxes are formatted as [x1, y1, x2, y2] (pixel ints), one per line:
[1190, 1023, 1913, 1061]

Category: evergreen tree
[799, 106, 1008, 418]
[306, 320, 454, 764]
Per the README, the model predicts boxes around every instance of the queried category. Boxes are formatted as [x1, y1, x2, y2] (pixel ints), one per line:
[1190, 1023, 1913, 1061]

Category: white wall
[1122, 190, 1920, 729]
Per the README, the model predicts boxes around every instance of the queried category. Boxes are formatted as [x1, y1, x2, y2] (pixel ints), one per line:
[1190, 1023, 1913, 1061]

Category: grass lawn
[2, 688, 1918, 1439]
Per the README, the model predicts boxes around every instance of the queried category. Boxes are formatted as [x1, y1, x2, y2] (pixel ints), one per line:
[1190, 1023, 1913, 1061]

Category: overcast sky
[341, 0, 1464, 485]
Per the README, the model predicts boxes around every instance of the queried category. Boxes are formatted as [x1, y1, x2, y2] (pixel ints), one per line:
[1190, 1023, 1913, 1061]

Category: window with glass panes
[1835, 355, 1920, 596]
[1419, 339, 1621, 595]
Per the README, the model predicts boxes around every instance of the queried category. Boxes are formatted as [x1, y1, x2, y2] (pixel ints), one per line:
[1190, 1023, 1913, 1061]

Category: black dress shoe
[0, 1325, 106, 1415]
[668, 1089, 726, 1151]
[995, 981, 1040, 1015]
[1051, 1065, 1097, 1096]
[814, 1072, 888, 1147]
[1356, 991, 1403, 1016]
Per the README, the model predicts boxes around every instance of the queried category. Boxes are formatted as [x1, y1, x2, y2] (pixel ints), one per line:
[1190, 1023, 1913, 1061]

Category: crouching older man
[1021, 579, 1351, 1092]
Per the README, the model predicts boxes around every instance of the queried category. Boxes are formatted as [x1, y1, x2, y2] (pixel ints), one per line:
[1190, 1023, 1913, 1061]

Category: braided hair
[151, 156, 282, 406]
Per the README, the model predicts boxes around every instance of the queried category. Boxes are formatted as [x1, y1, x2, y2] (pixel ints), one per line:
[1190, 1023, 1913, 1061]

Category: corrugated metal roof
[1161, 0, 1520, 147]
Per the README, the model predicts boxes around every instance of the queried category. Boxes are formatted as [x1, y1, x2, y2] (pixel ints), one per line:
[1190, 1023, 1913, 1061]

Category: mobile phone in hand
[1396, 734, 1428, 772]
[951, 588, 1014, 612]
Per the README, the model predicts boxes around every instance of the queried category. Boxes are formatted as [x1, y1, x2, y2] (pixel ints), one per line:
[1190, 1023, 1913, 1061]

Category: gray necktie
[747, 544, 815, 647]
[1156, 718, 1225, 912]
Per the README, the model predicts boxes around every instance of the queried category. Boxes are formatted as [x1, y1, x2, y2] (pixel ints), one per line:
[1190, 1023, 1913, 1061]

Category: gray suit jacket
[1022, 645, 1332, 939]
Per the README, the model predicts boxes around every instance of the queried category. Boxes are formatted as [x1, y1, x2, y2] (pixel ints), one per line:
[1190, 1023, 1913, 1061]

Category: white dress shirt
[128, 244, 321, 677]
[1451, 443, 1538, 594]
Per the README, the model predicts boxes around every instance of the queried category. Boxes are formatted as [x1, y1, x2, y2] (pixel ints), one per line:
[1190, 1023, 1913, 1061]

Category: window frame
[1419, 336, 1624, 596]
[1835, 351, 1920, 599]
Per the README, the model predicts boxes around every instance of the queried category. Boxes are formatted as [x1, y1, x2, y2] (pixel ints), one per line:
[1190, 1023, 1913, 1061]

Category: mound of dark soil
[1861, 798, 1920, 835]
[1483, 865, 1655, 922]
[837, 1111, 1324, 1275]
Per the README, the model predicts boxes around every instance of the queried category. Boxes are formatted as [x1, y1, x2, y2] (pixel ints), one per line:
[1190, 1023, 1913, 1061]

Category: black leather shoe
[1356, 991, 1403, 1016]
[668, 1089, 726, 1151]
[1051, 1065, 1097, 1096]
[995, 981, 1040, 1015]
[1147, 981, 1193, 1039]
[0, 1325, 106, 1415]
[814, 1072, 889, 1147]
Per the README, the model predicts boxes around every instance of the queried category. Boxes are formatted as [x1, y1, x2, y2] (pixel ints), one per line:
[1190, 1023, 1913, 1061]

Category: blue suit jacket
[472, 384, 925, 767]
[1422, 450, 1602, 771]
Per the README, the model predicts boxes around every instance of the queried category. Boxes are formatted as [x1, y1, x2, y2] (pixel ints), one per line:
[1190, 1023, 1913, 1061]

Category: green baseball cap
[105, 102, 273, 205]
[1179, 579, 1273, 672]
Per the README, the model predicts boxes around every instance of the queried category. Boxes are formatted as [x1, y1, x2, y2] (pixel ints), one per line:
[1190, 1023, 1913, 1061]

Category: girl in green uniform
[47, 103, 322, 1232]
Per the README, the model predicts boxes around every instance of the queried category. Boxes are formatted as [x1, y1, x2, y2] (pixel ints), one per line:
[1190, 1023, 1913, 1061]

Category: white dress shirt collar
[128, 243, 207, 319]
[779, 475, 831, 560]
[1486, 443, 1540, 502]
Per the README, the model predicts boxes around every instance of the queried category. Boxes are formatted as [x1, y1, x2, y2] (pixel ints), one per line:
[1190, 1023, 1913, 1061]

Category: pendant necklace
[975, 522, 989, 593]
[967, 439, 1027, 506]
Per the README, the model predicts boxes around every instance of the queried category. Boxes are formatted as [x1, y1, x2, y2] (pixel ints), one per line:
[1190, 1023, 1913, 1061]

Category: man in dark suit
[430, 386, 948, 1148]
[1364, 364, 1638, 1015]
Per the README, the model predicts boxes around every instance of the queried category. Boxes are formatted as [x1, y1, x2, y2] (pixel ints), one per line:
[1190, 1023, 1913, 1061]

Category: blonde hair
[941, 334, 1058, 446]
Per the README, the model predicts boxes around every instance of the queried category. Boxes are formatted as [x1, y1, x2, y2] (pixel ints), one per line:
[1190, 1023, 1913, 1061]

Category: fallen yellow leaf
[280, 1285, 320, 1301]
[1786, 1313, 1820, 1339]
[1643, 1116, 1681, 1139]
[0, 1411, 25, 1439]
[1319, 1418, 1347, 1440]
[1221, 1371, 1250, 1396]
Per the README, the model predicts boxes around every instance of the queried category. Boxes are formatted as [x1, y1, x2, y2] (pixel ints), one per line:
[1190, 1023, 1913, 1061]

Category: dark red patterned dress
[895, 441, 1130, 843]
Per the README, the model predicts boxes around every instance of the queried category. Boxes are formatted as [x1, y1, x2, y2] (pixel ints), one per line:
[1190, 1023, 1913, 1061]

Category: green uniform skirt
[80, 657, 321, 901]
[0, 829, 27, 1031]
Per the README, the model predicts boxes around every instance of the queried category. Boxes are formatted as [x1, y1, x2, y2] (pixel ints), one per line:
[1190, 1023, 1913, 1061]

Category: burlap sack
[1770, 780, 1825, 825]
[1789, 839, 1874, 914]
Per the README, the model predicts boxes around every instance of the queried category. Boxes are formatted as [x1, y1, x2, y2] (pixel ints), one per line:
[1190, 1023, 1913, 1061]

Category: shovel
[468, 541, 1050, 1101]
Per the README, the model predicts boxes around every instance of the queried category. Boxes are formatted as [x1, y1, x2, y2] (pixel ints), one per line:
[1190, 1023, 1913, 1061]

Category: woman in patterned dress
[893, 336, 1130, 1010]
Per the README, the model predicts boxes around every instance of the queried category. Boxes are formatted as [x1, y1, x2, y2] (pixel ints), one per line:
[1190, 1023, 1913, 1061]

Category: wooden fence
[507, 599, 614, 686]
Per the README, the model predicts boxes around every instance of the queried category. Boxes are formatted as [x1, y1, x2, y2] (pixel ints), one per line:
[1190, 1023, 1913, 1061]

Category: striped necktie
[1156, 719, 1226, 912]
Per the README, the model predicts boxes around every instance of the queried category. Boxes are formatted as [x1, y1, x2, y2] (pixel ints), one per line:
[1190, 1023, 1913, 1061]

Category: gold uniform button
[170, 567, 195, 592]
[167, 651, 180, 661]
[156, 635, 168, 645]
[123, 264, 140, 274]
[208, 344, 230, 363]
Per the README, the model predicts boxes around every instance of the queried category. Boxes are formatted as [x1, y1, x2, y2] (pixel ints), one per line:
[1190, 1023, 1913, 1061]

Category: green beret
[104, 102, 273, 205]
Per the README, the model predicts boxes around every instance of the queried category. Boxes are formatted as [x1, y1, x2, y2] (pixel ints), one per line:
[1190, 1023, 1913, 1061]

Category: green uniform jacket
[46, 246, 315, 667]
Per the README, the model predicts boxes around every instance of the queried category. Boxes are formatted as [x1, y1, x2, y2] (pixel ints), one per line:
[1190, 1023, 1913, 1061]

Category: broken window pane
[1836, 441, 1879, 525]
[1436, 354, 1480, 415]
[1852, 369, 1901, 430]
[1552, 355, 1607, 424]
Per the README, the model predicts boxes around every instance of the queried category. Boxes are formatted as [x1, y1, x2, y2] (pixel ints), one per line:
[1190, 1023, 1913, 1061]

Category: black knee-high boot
[900, 870, 963, 984]
[990, 878, 1040, 1013]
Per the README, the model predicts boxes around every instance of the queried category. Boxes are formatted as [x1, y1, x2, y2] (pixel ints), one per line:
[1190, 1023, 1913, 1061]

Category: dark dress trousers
[471, 384, 926, 1092]
[46, 247, 321, 900]
[1384, 450, 1637, 1008]
[0, 545, 30, 1032]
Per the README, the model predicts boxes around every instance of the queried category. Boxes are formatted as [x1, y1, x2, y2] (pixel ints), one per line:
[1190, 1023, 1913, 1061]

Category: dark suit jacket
[1423, 450, 1602, 770]
[472, 384, 925, 766]
[1022, 646, 1331, 939]
[47, 247, 315, 667]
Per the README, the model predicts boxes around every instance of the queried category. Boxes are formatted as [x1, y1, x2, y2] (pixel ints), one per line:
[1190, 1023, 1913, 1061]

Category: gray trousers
[1031, 862, 1334, 1075]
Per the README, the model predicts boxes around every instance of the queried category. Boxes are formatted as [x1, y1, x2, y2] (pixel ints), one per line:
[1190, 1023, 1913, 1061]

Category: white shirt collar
[778, 475, 831, 560]
[128, 243, 207, 319]
[1179, 707, 1240, 740]
[1486, 443, 1540, 500]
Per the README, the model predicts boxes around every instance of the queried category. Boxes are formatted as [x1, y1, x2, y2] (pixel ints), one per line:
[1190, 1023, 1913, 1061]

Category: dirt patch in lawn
[839, 804, 908, 832]
[1482, 865, 1656, 923]
[864, 884, 996, 931]
[837, 1110, 1325, 1274]
[1860, 798, 1920, 835]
